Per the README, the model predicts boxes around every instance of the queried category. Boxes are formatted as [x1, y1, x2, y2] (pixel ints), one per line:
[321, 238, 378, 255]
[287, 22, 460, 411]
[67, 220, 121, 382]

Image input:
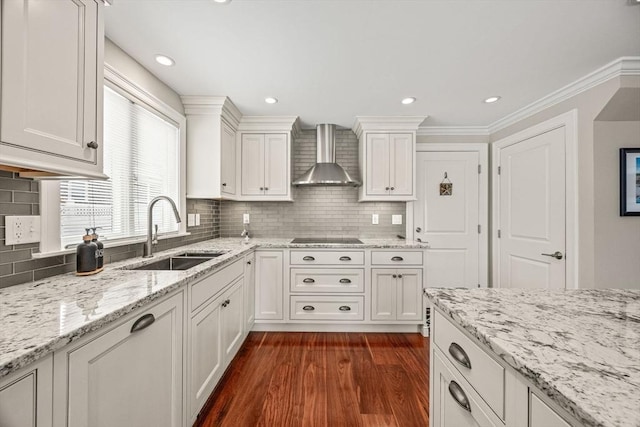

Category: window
[41, 73, 186, 253]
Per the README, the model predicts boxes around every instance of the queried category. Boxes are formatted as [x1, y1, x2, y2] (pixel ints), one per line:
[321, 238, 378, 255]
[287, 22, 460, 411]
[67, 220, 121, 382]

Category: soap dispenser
[76, 228, 98, 275]
[91, 227, 104, 270]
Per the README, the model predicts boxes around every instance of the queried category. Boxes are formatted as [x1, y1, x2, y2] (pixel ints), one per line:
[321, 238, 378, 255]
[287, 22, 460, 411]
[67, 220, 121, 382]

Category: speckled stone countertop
[425, 288, 640, 427]
[0, 237, 425, 379]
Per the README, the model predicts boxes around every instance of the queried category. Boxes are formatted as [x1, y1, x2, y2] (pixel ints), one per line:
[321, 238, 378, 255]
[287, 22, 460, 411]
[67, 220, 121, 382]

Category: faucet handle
[153, 224, 159, 244]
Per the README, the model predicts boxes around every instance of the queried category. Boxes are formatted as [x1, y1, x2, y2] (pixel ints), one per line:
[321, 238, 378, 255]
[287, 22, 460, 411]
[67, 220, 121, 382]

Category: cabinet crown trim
[352, 116, 427, 137]
[238, 116, 301, 135]
[180, 96, 242, 127]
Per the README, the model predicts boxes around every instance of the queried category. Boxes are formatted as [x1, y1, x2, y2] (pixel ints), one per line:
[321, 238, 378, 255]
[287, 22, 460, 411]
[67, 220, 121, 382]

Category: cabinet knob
[390, 186, 395, 191]
[398, 274, 403, 278]
[87, 141, 99, 149]
[259, 187, 264, 191]
[392, 274, 397, 278]
[385, 186, 390, 191]
[339, 306, 351, 312]
[303, 278, 315, 284]
[302, 305, 315, 311]
[264, 187, 269, 191]
[130, 313, 155, 333]
[222, 299, 231, 308]
[222, 182, 227, 187]
[247, 261, 252, 265]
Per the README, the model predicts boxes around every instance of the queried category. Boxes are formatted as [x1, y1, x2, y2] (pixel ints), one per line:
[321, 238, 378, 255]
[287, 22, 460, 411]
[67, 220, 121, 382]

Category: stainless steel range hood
[293, 124, 361, 187]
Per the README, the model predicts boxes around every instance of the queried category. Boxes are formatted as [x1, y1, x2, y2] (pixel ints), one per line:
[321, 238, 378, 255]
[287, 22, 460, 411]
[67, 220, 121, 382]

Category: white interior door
[414, 151, 480, 288]
[497, 127, 566, 289]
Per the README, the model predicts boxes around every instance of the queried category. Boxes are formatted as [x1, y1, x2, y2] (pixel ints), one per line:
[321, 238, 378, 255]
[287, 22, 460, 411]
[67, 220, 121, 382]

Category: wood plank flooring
[194, 332, 430, 427]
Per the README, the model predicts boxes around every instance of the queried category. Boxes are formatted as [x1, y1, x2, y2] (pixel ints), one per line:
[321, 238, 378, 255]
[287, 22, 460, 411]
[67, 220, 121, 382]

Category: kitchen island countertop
[0, 237, 425, 378]
[425, 288, 640, 427]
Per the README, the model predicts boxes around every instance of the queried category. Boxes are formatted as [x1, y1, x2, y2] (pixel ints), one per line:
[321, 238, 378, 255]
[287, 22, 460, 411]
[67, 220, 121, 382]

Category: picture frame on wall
[620, 148, 640, 216]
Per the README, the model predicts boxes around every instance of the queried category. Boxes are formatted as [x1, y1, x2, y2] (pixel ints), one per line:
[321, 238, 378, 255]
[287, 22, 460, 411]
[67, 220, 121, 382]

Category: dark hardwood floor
[194, 332, 430, 427]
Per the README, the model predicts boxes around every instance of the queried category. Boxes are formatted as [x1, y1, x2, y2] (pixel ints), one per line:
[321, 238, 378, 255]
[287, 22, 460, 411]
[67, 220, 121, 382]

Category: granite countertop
[425, 288, 640, 427]
[0, 237, 425, 379]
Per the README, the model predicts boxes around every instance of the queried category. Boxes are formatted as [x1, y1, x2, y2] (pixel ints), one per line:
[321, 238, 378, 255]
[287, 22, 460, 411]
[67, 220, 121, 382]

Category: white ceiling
[104, 0, 640, 129]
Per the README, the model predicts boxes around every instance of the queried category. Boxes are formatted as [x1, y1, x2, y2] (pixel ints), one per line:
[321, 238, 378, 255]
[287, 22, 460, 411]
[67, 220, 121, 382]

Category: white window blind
[59, 86, 180, 248]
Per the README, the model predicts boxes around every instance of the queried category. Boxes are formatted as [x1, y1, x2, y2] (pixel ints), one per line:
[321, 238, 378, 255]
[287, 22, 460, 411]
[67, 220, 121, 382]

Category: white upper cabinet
[353, 116, 426, 202]
[182, 96, 242, 199]
[237, 116, 299, 201]
[0, 0, 106, 179]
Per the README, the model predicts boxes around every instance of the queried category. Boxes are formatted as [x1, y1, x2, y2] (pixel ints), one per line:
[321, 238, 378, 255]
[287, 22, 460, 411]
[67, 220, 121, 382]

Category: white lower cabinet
[244, 252, 256, 332]
[371, 269, 422, 321]
[188, 278, 244, 423]
[530, 392, 571, 427]
[0, 355, 53, 427]
[254, 250, 284, 320]
[53, 291, 184, 427]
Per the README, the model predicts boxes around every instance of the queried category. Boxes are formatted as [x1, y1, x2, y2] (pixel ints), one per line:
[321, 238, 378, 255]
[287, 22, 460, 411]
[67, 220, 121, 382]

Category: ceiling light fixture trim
[155, 54, 175, 66]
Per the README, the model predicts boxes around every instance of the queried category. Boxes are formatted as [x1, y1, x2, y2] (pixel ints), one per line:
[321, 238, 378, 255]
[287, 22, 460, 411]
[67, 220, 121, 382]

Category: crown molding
[416, 126, 490, 136]
[237, 116, 301, 132]
[488, 56, 640, 134]
[352, 116, 428, 137]
[180, 96, 243, 128]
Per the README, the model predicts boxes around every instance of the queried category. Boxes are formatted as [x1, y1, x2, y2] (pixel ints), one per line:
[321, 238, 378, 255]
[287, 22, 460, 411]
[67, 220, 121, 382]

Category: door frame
[491, 110, 578, 289]
[407, 142, 489, 287]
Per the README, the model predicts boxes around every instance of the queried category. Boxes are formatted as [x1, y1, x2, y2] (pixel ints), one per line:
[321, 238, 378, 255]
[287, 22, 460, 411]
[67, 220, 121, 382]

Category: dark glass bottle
[91, 227, 104, 269]
[76, 229, 98, 274]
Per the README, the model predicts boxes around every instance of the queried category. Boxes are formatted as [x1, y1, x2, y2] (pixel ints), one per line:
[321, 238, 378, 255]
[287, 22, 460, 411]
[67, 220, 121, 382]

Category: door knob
[541, 251, 563, 260]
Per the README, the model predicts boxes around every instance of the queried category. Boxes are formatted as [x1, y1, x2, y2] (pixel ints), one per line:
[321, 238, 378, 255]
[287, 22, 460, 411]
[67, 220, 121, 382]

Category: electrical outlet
[372, 214, 379, 225]
[187, 214, 196, 227]
[243, 213, 250, 224]
[195, 214, 201, 226]
[6, 216, 41, 245]
[392, 215, 403, 225]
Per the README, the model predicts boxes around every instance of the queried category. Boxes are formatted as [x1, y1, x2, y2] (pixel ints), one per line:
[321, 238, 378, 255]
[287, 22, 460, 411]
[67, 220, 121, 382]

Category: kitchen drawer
[191, 258, 244, 312]
[433, 310, 505, 419]
[371, 250, 423, 265]
[290, 268, 364, 293]
[290, 250, 365, 265]
[290, 296, 364, 321]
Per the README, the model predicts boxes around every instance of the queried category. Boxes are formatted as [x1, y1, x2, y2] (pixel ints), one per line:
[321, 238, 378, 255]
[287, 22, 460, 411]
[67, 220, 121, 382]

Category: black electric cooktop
[290, 237, 364, 244]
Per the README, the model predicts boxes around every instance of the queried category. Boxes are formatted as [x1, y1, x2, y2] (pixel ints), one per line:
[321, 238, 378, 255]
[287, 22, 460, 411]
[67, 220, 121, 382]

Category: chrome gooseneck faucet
[144, 196, 181, 258]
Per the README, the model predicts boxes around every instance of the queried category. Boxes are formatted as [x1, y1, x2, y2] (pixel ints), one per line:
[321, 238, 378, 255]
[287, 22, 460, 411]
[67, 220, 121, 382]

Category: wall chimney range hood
[293, 124, 361, 187]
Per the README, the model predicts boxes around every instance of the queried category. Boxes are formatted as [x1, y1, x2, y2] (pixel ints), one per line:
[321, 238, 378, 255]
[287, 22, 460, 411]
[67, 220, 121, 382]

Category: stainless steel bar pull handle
[339, 306, 351, 311]
[449, 342, 472, 369]
[303, 278, 315, 284]
[541, 251, 563, 260]
[339, 278, 351, 284]
[339, 256, 351, 261]
[303, 256, 315, 261]
[302, 305, 315, 311]
[391, 256, 403, 261]
[448, 381, 472, 413]
[130, 313, 155, 333]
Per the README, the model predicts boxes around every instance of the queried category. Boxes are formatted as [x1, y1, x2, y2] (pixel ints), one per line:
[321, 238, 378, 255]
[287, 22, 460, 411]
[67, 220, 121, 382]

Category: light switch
[6, 216, 41, 245]
[392, 215, 403, 225]
[243, 213, 250, 224]
[372, 214, 379, 225]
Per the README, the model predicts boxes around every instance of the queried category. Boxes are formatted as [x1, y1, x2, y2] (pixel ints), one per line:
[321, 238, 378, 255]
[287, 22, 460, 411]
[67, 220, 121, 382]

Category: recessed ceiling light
[265, 97, 278, 104]
[484, 96, 501, 104]
[154, 54, 175, 67]
[401, 97, 416, 105]
[212, 0, 232, 3]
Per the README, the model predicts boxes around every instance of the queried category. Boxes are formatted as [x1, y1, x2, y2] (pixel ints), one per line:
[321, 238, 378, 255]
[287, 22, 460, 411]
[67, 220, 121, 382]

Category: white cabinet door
[62, 292, 183, 427]
[396, 269, 422, 320]
[0, 355, 53, 427]
[0, 0, 104, 178]
[244, 252, 256, 331]
[189, 293, 224, 420]
[255, 251, 284, 320]
[432, 350, 502, 427]
[530, 393, 571, 427]
[220, 122, 237, 196]
[263, 134, 288, 196]
[221, 279, 245, 363]
[389, 133, 413, 196]
[366, 133, 391, 196]
[371, 269, 396, 320]
[371, 269, 422, 321]
[241, 134, 265, 196]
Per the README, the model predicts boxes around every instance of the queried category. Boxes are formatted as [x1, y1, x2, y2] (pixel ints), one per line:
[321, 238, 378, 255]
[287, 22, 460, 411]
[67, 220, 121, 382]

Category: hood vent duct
[293, 124, 361, 187]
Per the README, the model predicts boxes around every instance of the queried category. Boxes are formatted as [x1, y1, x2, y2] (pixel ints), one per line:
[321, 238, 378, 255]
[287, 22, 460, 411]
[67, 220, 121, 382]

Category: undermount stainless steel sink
[129, 252, 225, 271]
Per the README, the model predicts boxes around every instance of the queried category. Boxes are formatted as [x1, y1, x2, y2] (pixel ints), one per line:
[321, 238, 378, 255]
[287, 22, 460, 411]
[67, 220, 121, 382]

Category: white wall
[593, 121, 640, 289]
[104, 38, 184, 115]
